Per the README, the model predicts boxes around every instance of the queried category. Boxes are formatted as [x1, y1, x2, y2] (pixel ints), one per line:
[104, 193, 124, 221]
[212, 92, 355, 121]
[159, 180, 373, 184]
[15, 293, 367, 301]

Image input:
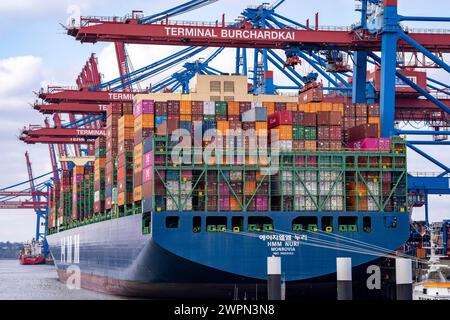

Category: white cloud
[0, 56, 43, 97]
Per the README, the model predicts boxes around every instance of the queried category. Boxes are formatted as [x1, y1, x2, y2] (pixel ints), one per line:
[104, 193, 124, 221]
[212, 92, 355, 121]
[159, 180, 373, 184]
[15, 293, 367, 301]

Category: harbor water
[0, 260, 125, 300]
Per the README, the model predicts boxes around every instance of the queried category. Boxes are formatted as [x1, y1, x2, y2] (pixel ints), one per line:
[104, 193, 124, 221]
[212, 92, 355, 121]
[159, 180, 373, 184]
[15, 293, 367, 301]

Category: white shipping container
[94, 190, 100, 203]
[271, 140, 293, 152]
[203, 101, 216, 115]
[324, 196, 344, 211]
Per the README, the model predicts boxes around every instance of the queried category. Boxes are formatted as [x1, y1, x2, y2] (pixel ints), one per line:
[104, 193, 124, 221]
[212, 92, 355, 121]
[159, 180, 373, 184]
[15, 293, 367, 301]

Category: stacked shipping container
[53, 97, 407, 229]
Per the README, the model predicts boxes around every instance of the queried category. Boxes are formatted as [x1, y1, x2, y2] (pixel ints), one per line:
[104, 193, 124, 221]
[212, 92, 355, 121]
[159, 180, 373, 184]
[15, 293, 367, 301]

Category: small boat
[19, 240, 45, 265]
[413, 228, 450, 300]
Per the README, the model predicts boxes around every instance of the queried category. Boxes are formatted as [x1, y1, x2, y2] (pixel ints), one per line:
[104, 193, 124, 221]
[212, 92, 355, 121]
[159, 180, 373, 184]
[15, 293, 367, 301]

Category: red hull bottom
[20, 256, 46, 265]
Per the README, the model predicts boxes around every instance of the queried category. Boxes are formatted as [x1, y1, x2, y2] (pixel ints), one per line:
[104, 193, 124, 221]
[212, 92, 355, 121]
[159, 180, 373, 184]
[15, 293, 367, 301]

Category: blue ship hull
[46, 211, 410, 299]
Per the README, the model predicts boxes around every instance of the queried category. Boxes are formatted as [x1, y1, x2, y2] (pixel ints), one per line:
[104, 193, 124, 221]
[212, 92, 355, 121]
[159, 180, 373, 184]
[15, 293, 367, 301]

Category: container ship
[45, 75, 409, 299]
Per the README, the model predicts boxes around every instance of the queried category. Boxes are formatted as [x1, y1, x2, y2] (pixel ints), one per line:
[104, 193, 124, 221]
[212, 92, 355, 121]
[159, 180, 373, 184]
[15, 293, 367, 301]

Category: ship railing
[408, 172, 449, 177]
[404, 27, 450, 34]
[44, 86, 79, 93]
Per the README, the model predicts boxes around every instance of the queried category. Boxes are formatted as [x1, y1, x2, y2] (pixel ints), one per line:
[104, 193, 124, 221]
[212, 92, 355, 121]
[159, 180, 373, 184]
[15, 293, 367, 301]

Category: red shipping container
[167, 100, 180, 114]
[239, 102, 252, 114]
[348, 138, 391, 151]
[155, 102, 168, 115]
[134, 173, 143, 186]
[344, 117, 356, 130]
[192, 114, 204, 122]
[292, 140, 305, 151]
[318, 140, 330, 150]
[303, 112, 317, 127]
[191, 101, 204, 115]
[291, 111, 304, 125]
[355, 104, 368, 117]
[344, 104, 356, 117]
[317, 111, 342, 126]
[355, 117, 368, 127]
[330, 141, 342, 150]
[105, 197, 112, 210]
[142, 181, 153, 198]
[329, 126, 342, 141]
[268, 111, 293, 129]
[368, 104, 380, 117]
[274, 102, 287, 112]
[318, 126, 330, 140]
[298, 88, 323, 103]
[347, 124, 379, 142]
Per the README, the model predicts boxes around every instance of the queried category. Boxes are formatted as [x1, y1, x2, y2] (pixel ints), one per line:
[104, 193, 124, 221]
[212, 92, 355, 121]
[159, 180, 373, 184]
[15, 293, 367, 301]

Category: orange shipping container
[305, 141, 317, 152]
[286, 103, 298, 111]
[245, 181, 257, 195]
[180, 114, 192, 122]
[272, 125, 293, 140]
[133, 186, 142, 202]
[134, 114, 154, 132]
[180, 100, 192, 115]
[332, 103, 344, 113]
[95, 158, 106, 169]
[118, 115, 134, 128]
[263, 102, 275, 115]
[228, 101, 240, 115]
[74, 166, 84, 175]
[297, 103, 308, 112]
[321, 103, 333, 112]
[217, 121, 229, 134]
[230, 196, 242, 211]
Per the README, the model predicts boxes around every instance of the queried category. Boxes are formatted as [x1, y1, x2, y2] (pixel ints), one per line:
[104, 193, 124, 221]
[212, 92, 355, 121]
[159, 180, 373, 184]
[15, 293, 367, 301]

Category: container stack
[105, 103, 122, 210]
[317, 111, 343, 150]
[71, 165, 84, 221]
[117, 114, 134, 207]
[133, 100, 155, 205]
[60, 170, 72, 225]
[94, 136, 106, 214]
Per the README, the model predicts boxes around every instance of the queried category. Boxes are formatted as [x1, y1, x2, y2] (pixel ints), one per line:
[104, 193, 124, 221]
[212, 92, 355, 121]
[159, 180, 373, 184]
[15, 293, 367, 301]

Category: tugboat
[19, 239, 45, 265]
[413, 228, 450, 300]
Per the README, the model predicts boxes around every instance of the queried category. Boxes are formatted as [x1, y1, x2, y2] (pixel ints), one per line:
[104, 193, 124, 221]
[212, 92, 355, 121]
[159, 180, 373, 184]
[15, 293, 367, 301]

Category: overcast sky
[0, 0, 449, 242]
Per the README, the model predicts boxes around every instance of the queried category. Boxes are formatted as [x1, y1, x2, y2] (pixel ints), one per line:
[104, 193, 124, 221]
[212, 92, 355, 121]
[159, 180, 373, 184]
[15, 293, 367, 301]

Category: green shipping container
[293, 125, 305, 140]
[304, 127, 317, 140]
[215, 101, 227, 115]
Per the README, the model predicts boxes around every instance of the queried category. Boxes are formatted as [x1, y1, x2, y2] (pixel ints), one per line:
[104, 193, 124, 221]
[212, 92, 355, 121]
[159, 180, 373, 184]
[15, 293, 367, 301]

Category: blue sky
[0, 0, 449, 241]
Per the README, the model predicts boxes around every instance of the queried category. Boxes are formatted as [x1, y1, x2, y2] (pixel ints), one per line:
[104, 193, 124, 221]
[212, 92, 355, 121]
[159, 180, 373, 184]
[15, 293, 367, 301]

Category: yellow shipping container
[134, 143, 143, 161]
